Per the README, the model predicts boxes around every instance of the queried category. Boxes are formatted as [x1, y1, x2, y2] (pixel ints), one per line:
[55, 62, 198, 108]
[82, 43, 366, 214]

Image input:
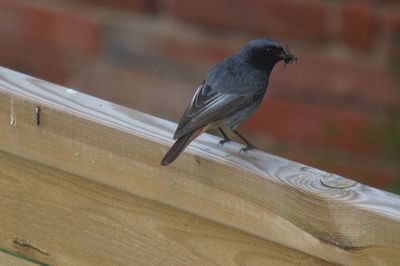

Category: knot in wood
[320, 174, 357, 189]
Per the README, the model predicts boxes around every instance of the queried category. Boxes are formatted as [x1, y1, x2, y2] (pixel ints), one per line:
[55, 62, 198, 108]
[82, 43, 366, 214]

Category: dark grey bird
[161, 38, 297, 166]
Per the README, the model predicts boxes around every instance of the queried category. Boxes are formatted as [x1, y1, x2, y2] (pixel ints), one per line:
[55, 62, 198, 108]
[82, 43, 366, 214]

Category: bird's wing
[173, 82, 261, 139]
[173, 58, 268, 139]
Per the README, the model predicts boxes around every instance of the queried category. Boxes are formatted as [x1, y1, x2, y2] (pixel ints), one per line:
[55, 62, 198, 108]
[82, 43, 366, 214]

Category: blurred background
[0, 0, 399, 193]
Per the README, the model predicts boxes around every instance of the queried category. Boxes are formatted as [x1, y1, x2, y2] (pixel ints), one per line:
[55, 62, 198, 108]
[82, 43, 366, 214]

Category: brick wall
[1, 0, 399, 192]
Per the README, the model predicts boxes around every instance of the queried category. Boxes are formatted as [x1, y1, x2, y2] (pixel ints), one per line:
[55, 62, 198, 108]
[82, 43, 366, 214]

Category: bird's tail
[161, 129, 201, 166]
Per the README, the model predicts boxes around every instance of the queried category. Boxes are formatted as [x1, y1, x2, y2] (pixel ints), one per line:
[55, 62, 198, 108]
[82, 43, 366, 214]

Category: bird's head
[241, 38, 297, 71]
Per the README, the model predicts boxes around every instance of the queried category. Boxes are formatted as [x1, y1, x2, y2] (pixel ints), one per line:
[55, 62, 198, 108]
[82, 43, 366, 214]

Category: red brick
[0, 40, 67, 84]
[242, 98, 379, 154]
[380, 0, 400, 4]
[381, 8, 400, 56]
[341, 3, 376, 49]
[77, 0, 156, 12]
[0, 0, 100, 56]
[269, 50, 400, 110]
[162, 0, 329, 40]
[156, 38, 238, 65]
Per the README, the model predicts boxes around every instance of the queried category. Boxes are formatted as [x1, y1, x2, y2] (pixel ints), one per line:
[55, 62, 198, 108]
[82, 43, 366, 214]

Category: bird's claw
[239, 144, 256, 154]
[218, 139, 231, 147]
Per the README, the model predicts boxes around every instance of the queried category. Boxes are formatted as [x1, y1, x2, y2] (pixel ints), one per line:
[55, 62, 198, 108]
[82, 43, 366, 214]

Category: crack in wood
[12, 236, 49, 256]
[35, 106, 41, 126]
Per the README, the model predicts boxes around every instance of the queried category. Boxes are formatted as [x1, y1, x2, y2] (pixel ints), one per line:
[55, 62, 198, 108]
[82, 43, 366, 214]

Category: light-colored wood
[0, 250, 42, 266]
[0, 66, 399, 265]
[0, 150, 332, 266]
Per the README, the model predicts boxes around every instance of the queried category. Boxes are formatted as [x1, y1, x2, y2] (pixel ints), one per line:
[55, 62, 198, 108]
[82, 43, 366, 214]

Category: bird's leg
[218, 127, 232, 147]
[231, 129, 256, 153]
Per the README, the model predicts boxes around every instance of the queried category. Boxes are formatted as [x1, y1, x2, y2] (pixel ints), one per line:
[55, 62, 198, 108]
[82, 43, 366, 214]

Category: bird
[161, 38, 297, 166]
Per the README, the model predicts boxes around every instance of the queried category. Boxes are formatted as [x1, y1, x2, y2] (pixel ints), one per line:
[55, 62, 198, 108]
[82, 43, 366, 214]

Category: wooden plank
[0, 150, 332, 266]
[0, 66, 399, 265]
[0, 250, 43, 266]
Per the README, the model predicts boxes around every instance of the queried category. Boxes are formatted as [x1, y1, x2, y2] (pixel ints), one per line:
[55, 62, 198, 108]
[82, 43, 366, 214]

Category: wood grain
[0, 150, 332, 266]
[0, 66, 399, 265]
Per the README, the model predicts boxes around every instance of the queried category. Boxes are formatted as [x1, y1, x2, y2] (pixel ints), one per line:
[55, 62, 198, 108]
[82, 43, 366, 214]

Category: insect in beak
[281, 44, 298, 70]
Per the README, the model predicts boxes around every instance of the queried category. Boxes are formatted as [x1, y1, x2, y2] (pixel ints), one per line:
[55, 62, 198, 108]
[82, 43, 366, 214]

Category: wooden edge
[0, 249, 46, 266]
[0, 67, 399, 265]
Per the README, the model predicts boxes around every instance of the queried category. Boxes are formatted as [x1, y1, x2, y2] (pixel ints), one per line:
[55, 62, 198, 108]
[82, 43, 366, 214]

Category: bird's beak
[277, 51, 287, 60]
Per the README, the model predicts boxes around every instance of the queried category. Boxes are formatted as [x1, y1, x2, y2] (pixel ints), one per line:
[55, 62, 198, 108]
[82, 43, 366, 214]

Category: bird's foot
[239, 144, 256, 154]
[218, 139, 231, 147]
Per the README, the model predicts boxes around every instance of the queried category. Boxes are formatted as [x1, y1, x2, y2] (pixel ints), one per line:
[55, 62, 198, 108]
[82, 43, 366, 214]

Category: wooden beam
[0, 67, 399, 265]
[0, 150, 332, 265]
